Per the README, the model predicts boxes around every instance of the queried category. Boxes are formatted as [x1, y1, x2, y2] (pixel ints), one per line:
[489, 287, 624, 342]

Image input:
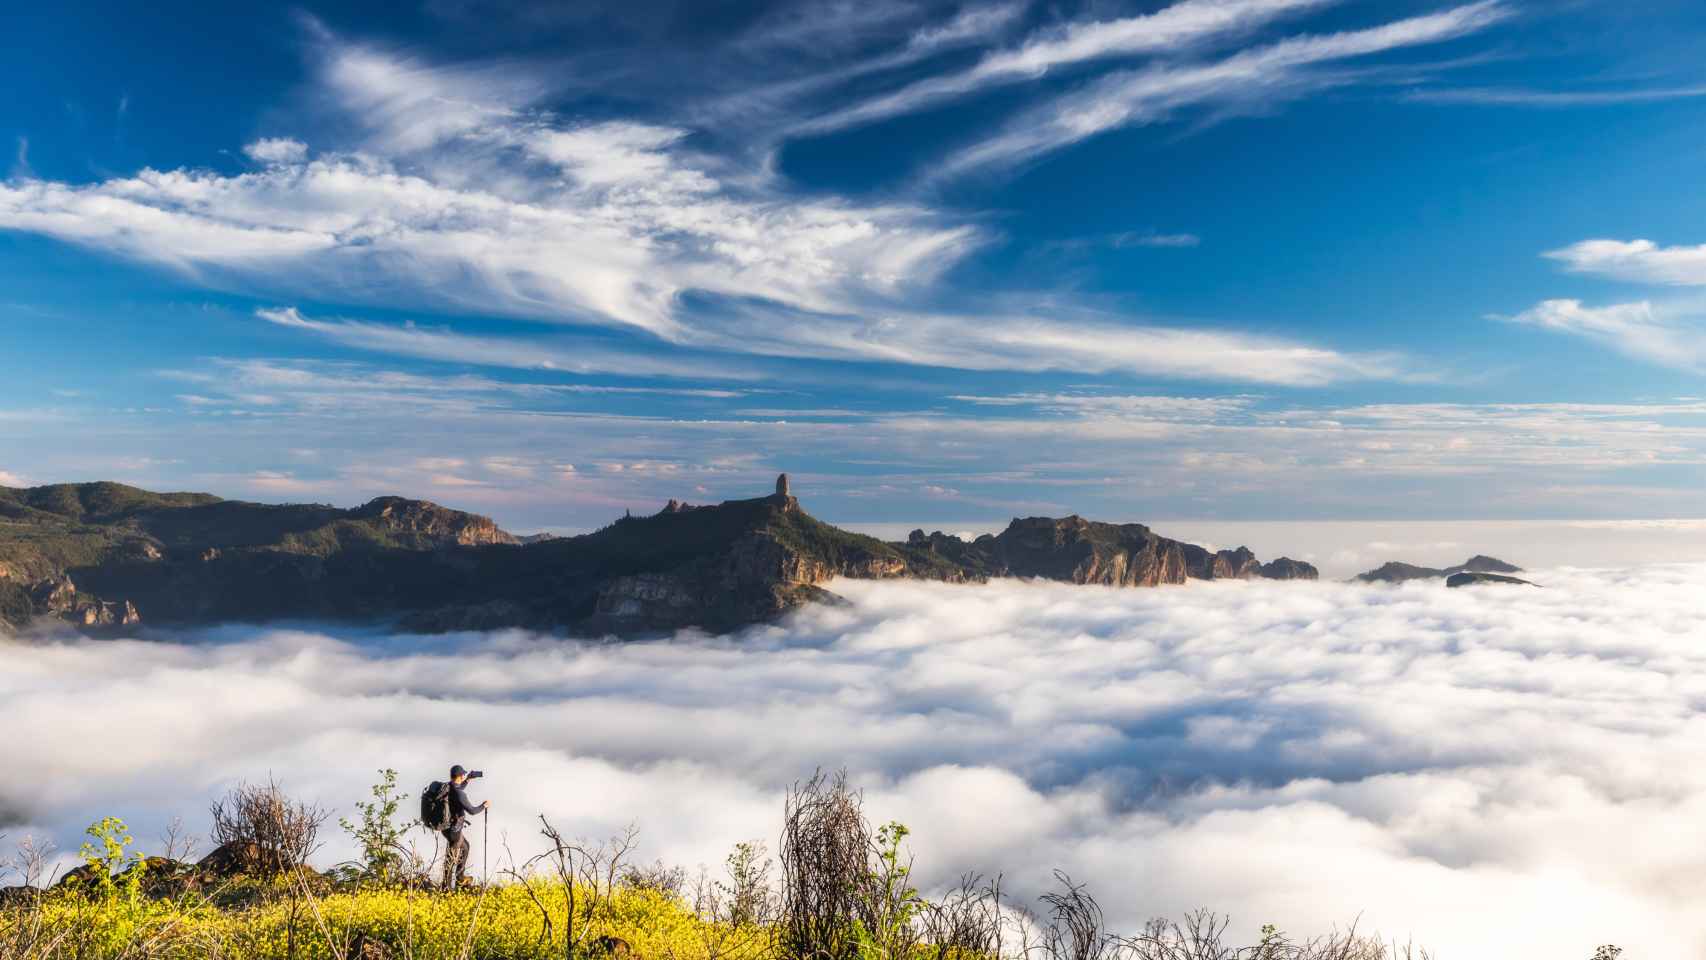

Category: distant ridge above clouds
[0, 475, 1315, 638]
[1354, 553, 1522, 583]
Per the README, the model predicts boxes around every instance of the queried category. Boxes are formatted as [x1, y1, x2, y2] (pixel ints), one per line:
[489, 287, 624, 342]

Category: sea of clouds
[9, 566, 1706, 958]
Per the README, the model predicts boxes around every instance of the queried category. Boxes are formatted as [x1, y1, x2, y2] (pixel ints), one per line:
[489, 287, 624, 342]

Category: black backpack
[420, 781, 453, 831]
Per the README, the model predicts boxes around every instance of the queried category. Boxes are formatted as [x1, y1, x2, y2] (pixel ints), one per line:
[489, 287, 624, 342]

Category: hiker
[437, 764, 489, 890]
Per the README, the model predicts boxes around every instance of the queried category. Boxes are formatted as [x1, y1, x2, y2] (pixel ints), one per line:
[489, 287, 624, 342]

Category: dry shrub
[208, 777, 329, 874]
[922, 873, 1005, 960]
[506, 818, 639, 956]
[778, 770, 871, 960]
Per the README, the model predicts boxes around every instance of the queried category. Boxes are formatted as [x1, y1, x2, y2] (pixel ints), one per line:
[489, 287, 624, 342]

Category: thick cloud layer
[8, 568, 1706, 957]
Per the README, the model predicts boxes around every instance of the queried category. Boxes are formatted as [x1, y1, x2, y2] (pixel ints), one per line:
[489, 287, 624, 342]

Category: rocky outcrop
[21, 574, 142, 631]
[197, 841, 263, 878]
[350, 497, 518, 547]
[1356, 555, 1524, 584]
[1450, 555, 1522, 575]
[1259, 557, 1318, 580]
[985, 516, 1189, 586]
[1356, 561, 1446, 584]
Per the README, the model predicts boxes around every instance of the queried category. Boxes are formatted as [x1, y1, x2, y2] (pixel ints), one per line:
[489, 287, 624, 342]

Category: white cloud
[23, 360, 1706, 522]
[480, 456, 535, 479]
[0, 38, 982, 342]
[948, 392, 1257, 419]
[0, 33, 1408, 388]
[7, 567, 1706, 957]
[256, 306, 763, 381]
[1504, 298, 1706, 373]
[0, 469, 26, 487]
[242, 138, 308, 165]
[1546, 238, 1706, 286]
[311, 36, 547, 153]
[0, 146, 976, 340]
[940, 1, 1509, 174]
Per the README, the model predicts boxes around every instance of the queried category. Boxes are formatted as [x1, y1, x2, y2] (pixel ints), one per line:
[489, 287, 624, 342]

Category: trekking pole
[483, 808, 489, 888]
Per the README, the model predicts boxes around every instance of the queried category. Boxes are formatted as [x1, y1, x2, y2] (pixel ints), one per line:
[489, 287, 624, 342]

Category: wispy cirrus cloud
[938, 1, 1510, 175]
[0, 130, 978, 341]
[1408, 83, 1706, 107]
[701, 302, 1408, 385]
[256, 307, 765, 381]
[0, 6, 1506, 390]
[0, 22, 1410, 391]
[792, 0, 1336, 136]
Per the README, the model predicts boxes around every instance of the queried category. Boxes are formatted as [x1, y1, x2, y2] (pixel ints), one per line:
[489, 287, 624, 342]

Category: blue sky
[5, 0, 1706, 530]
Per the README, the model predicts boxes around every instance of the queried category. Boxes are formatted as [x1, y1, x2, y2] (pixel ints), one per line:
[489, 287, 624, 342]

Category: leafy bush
[337, 769, 418, 885]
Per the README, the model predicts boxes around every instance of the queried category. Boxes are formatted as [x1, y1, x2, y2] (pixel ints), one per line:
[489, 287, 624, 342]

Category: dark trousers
[441, 828, 470, 889]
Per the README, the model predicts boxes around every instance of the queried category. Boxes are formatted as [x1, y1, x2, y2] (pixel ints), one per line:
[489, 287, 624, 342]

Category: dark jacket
[446, 781, 484, 831]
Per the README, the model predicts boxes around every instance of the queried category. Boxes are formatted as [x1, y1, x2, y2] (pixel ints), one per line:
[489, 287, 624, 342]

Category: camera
[467, 770, 484, 780]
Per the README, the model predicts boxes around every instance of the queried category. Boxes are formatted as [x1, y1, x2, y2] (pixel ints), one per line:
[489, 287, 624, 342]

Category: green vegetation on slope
[0, 481, 220, 524]
[0, 773, 1457, 960]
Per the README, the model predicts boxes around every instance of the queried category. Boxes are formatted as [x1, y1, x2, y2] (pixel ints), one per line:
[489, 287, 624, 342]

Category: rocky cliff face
[350, 497, 519, 547]
[985, 516, 1189, 586]
[1, 476, 1318, 637]
[899, 520, 1317, 587]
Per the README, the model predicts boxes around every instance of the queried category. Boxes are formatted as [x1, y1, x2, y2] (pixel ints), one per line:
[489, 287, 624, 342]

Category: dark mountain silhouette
[0, 476, 1317, 636]
[1446, 571, 1537, 588]
[1355, 554, 1525, 584]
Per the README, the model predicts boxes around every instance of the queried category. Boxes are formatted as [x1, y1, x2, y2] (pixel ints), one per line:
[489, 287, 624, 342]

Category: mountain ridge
[1354, 555, 1524, 584]
[0, 475, 1318, 636]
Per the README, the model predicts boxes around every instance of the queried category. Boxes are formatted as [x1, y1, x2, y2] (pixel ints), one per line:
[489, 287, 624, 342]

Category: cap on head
[450, 764, 467, 780]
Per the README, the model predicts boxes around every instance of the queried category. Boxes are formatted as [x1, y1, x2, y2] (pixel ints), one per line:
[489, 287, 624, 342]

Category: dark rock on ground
[588, 935, 635, 958]
[52, 863, 104, 890]
[120, 857, 199, 897]
[349, 929, 392, 960]
[197, 841, 264, 878]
